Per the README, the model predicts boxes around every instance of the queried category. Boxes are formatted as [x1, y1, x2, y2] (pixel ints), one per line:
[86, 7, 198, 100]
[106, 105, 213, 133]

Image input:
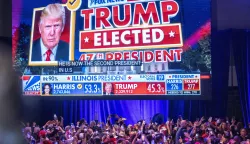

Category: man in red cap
[39, 130, 52, 144]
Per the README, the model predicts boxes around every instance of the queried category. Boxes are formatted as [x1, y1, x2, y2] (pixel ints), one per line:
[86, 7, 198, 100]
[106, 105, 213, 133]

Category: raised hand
[216, 118, 221, 124]
[179, 137, 183, 143]
[46, 120, 51, 125]
[77, 121, 80, 126]
[107, 116, 111, 120]
[115, 114, 120, 119]
[184, 132, 190, 138]
[166, 121, 170, 126]
[231, 117, 236, 125]
[208, 117, 212, 123]
[207, 137, 211, 143]
[200, 116, 205, 122]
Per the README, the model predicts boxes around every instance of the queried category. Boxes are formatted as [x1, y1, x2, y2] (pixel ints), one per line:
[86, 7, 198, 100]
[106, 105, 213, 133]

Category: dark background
[0, 0, 11, 37]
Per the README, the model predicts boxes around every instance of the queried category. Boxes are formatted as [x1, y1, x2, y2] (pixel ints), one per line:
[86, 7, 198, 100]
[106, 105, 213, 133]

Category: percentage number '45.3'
[147, 84, 164, 93]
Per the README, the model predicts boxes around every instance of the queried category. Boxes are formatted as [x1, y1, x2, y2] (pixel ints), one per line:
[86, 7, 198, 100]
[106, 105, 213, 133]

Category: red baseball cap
[39, 130, 46, 138]
[202, 133, 208, 138]
[43, 140, 52, 144]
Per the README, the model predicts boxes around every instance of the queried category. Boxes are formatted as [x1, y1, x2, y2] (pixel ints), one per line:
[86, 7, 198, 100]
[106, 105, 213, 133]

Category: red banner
[80, 24, 183, 52]
[183, 79, 200, 91]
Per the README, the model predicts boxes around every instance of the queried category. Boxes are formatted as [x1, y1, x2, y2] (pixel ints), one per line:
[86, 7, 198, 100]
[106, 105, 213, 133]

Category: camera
[26, 133, 31, 139]
[195, 134, 199, 138]
[95, 131, 98, 135]
[54, 114, 57, 120]
[210, 131, 214, 135]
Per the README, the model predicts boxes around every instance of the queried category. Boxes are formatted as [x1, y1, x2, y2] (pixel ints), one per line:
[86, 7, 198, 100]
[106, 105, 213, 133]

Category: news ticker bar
[58, 60, 142, 73]
[58, 60, 142, 67]
[22, 74, 201, 96]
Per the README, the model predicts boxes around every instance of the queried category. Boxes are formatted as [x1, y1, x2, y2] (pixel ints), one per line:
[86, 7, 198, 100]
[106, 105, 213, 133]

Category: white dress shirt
[40, 38, 58, 61]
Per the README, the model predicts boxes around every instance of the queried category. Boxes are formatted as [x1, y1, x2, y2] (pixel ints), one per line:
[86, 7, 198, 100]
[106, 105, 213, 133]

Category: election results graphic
[21, 74, 202, 96]
[13, 0, 211, 98]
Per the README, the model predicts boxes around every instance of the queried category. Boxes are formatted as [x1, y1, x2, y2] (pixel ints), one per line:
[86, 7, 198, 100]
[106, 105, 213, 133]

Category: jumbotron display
[12, 0, 211, 98]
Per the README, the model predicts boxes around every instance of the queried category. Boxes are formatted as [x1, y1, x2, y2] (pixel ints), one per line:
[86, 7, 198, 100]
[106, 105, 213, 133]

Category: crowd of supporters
[22, 115, 250, 144]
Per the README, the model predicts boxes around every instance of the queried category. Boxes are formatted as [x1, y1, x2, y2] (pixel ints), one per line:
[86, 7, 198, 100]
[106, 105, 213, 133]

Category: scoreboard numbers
[32, 74, 201, 96]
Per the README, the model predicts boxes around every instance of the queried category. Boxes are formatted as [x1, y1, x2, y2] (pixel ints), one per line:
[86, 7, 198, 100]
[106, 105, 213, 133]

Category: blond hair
[105, 83, 112, 88]
[40, 3, 66, 29]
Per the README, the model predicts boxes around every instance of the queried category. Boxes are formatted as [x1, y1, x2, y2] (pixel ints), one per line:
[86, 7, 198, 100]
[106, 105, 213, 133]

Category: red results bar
[80, 24, 183, 52]
[183, 79, 200, 91]
[113, 82, 145, 95]
[105, 82, 166, 95]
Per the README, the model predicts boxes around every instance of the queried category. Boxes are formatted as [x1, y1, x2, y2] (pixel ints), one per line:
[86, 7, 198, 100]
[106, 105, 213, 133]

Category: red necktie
[45, 49, 52, 61]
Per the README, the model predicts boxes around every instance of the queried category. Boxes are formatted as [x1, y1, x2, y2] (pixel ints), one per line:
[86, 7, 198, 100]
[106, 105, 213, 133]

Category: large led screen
[12, 0, 211, 99]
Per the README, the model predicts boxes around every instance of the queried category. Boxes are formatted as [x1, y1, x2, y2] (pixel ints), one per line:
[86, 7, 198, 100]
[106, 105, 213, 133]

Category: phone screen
[54, 114, 57, 120]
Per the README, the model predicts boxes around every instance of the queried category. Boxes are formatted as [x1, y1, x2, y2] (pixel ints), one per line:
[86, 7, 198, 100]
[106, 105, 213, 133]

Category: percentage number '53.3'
[84, 84, 99, 93]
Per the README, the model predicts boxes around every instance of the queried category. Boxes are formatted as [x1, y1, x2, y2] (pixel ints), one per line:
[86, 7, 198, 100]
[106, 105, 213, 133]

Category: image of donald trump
[30, 3, 69, 62]
[104, 83, 114, 95]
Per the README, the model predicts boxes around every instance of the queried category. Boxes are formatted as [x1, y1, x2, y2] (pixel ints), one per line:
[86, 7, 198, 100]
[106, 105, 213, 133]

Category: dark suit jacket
[103, 92, 114, 95]
[31, 39, 69, 61]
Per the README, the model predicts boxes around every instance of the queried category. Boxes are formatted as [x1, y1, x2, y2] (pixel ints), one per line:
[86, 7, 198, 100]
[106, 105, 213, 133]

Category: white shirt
[40, 38, 58, 61]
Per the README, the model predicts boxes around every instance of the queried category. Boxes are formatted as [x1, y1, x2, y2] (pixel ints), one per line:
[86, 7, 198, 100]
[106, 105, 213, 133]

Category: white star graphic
[84, 37, 89, 43]
[169, 31, 175, 37]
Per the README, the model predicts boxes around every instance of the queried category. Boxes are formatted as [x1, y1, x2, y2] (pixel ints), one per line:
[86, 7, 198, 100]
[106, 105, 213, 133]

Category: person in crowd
[22, 115, 250, 144]
[240, 128, 249, 141]
[248, 123, 250, 135]
[175, 120, 187, 144]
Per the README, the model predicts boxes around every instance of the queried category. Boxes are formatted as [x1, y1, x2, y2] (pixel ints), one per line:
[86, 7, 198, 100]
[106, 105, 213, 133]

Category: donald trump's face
[39, 16, 64, 49]
[105, 83, 112, 94]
